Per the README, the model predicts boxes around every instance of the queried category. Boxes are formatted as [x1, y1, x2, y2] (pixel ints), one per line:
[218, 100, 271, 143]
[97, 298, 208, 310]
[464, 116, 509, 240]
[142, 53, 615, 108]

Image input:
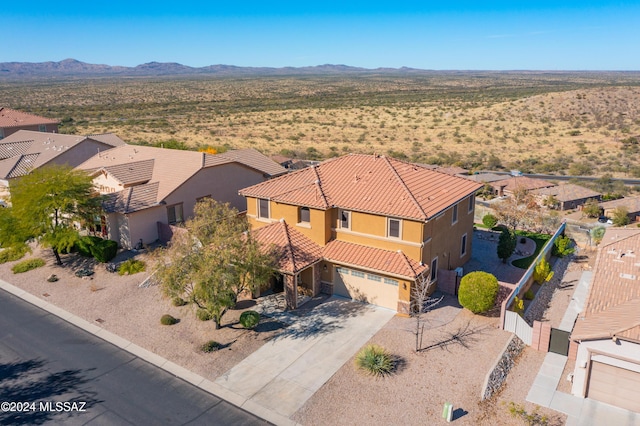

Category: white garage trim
[333, 266, 400, 311]
[586, 360, 640, 412]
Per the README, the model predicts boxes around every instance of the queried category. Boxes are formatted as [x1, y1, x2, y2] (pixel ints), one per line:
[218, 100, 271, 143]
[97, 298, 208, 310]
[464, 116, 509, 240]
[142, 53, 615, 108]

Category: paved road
[0, 289, 268, 426]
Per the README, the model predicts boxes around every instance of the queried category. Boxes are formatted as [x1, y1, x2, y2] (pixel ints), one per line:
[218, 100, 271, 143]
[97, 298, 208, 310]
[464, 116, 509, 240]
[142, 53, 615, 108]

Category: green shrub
[118, 259, 146, 275]
[482, 214, 498, 228]
[458, 271, 499, 314]
[11, 258, 46, 274]
[524, 290, 535, 300]
[75, 236, 102, 257]
[160, 314, 178, 325]
[239, 310, 260, 329]
[90, 239, 118, 263]
[533, 258, 554, 285]
[172, 297, 187, 307]
[201, 340, 221, 353]
[552, 236, 575, 257]
[0, 245, 30, 264]
[355, 344, 394, 376]
[196, 309, 212, 321]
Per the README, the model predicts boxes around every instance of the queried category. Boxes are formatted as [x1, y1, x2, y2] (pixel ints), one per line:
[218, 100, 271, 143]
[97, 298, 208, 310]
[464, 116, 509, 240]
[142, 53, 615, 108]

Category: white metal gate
[504, 311, 532, 345]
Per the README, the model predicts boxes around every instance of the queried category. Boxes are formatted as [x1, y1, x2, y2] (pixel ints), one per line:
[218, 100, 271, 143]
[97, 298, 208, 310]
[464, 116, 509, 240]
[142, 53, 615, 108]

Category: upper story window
[299, 207, 310, 223]
[258, 198, 270, 219]
[38, 124, 46, 132]
[468, 194, 475, 213]
[339, 209, 351, 229]
[452, 203, 458, 225]
[388, 218, 401, 239]
[167, 203, 184, 225]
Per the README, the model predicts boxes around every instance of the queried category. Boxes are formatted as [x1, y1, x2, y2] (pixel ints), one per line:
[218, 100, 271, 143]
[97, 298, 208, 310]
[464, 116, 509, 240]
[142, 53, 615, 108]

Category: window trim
[167, 203, 184, 225]
[461, 233, 468, 257]
[339, 209, 351, 230]
[452, 203, 458, 225]
[387, 217, 402, 239]
[430, 257, 438, 282]
[468, 194, 475, 213]
[258, 198, 270, 219]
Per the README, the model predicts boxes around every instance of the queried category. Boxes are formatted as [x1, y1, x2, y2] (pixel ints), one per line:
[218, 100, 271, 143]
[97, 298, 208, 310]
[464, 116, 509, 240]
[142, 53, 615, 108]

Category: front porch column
[312, 263, 321, 296]
[285, 274, 298, 310]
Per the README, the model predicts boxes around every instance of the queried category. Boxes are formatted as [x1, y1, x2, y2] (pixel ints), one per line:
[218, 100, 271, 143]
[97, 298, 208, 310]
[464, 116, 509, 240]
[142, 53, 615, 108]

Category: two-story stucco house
[239, 154, 482, 314]
[76, 145, 287, 249]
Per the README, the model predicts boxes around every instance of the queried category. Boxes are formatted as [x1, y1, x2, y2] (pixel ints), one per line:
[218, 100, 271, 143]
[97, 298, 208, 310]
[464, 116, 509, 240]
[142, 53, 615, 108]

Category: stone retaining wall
[481, 335, 525, 400]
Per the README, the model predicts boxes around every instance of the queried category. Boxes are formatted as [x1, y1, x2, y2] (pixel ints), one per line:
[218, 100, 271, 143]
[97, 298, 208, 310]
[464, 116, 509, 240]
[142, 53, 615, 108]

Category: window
[339, 209, 350, 229]
[367, 274, 382, 282]
[38, 124, 46, 132]
[299, 207, 310, 223]
[461, 233, 468, 257]
[468, 194, 475, 213]
[167, 203, 184, 224]
[336, 267, 349, 275]
[388, 218, 401, 239]
[452, 203, 458, 224]
[351, 270, 365, 278]
[384, 278, 399, 286]
[258, 198, 269, 219]
[430, 257, 438, 282]
[0, 128, 4, 140]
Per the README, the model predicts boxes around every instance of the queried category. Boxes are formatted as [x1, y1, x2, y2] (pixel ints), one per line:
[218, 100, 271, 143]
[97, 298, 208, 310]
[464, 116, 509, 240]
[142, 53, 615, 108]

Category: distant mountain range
[0, 58, 428, 78]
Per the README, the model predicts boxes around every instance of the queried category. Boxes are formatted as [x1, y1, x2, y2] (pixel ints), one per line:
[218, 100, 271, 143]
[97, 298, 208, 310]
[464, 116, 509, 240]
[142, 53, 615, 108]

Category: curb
[0, 279, 298, 426]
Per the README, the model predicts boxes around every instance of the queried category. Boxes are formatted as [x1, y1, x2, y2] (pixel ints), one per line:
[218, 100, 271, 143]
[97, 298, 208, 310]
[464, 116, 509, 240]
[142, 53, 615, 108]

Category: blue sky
[4, 1, 639, 70]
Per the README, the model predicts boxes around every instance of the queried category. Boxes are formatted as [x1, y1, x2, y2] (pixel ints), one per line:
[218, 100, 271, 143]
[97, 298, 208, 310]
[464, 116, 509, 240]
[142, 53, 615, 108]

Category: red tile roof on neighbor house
[323, 239, 428, 280]
[571, 229, 640, 343]
[491, 176, 556, 193]
[252, 220, 323, 275]
[0, 107, 59, 128]
[240, 154, 482, 221]
[532, 183, 601, 202]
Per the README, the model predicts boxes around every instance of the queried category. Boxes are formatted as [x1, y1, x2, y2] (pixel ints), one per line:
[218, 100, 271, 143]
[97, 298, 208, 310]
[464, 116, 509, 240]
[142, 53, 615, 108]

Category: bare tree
[411, 273, 443, 352]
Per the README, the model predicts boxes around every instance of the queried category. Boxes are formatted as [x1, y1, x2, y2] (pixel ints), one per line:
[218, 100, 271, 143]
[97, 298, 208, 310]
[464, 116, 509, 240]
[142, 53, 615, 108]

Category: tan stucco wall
[1, 124, 59, 139]
[93, 172, 122, 194]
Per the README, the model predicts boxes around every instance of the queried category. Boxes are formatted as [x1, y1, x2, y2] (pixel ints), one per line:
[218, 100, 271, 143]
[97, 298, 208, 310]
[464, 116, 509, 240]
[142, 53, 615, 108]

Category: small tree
[482, 213, 498, 228]
[533, 258, 554, 284]
[542, 195, 559, 210]
[552, 235, 574, 257]
[458, 271, 499, 314]
[582, 198, 600, 218]
[497, 228, 517, 263]
[411, 273, 442, 352]
[612, 206, 631, 227]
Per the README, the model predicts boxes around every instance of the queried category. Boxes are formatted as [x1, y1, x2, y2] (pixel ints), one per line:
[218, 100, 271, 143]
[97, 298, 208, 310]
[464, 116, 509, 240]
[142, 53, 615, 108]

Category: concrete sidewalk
[526, 271, 640, 425]
[215, 297, 395, 421]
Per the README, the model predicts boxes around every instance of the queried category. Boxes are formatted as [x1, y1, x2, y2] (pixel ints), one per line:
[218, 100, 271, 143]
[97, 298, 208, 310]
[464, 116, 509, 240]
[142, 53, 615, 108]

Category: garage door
[333, 267, 399, 310]
[587, 361, 640, 412]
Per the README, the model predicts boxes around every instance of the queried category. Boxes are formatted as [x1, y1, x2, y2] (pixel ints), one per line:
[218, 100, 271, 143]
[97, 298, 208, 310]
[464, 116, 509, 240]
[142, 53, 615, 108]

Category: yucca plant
[355, 344, 394, 377]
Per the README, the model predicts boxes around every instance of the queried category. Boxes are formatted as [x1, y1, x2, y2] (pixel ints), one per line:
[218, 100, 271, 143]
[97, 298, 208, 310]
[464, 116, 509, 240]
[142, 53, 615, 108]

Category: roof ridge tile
[383, 156, 428, 220]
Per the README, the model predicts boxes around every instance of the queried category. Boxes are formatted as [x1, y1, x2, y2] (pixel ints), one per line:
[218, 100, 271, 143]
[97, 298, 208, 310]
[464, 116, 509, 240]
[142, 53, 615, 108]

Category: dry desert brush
[355, 344, 395, 377]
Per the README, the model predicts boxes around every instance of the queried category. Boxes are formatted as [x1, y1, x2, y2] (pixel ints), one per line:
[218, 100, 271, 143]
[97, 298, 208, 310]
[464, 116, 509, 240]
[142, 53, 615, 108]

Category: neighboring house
[270, 155, 318, 171]
[0, 107, 59, 139]
[599, 196, 640, 222]
[532, 183, 602, 211]
[463, 172, 510, 184]
[76, 145, 286, 249]
[570, 229, 640, 412]
[0, 130, 125, 201]
[240, 154, 482, 314]
[490, 176, 555, 197]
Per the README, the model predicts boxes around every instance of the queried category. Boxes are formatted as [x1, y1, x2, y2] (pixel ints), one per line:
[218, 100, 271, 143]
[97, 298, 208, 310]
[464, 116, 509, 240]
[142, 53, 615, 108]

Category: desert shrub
[524, 290, 535, 300]
[552, 236, 574, 257]
[582, 199, 600, 218]
[533, 258, 554, 285]
[612, 206, 631, 226]
[11, 258, 46, 274]
[513, 296, 524, 315]
[75, 235, 102, 257]
[239, 310, 260, 329]
[354, 344, 394, 376]
[118, 259, 146, 275]
[590, 226, 606, 244]
[196, 309, 212, 321]
[201, 340, 221, 353]
[91, 239, 118, 263]
[458, 271, 499, 314]
[0, 245, 30, 264]
[160, 314, 178, 325]
[482, 214, 498, 228]
[172, 296, 187, 307]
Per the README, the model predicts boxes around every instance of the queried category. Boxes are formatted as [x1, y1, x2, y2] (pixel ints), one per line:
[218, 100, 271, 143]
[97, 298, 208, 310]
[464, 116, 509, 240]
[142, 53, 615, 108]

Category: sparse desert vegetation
[3, 72, 640, 176]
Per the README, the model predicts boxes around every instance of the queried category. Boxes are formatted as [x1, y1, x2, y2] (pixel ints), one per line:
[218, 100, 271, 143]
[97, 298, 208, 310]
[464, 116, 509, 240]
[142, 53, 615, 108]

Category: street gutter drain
[95, 318, 105, 324]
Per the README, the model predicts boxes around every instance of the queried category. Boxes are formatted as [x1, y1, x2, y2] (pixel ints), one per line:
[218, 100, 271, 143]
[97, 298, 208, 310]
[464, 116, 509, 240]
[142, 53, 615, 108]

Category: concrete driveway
[214, 297, 395, 424]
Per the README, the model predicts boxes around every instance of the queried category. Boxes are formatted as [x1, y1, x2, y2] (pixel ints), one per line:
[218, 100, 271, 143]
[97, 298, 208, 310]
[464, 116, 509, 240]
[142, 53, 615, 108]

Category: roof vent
[620, 273, 637, 280]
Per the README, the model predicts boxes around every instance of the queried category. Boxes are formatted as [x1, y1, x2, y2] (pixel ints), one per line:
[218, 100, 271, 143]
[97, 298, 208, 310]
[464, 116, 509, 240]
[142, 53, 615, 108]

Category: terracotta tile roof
[572, 229, 640, 342]
[599, 196, 640, 213]
[322, 240, 428, 280]
[78, 145, 284, 214]
[240, 154, 482, 221]
[252, 220, 323, 274]
[532, 183, 601, 202]
[103, 182, 160, 213]
[0, 107, 59, 128]
[491, 176, 556, 193]
[0, 130, 124, 179]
